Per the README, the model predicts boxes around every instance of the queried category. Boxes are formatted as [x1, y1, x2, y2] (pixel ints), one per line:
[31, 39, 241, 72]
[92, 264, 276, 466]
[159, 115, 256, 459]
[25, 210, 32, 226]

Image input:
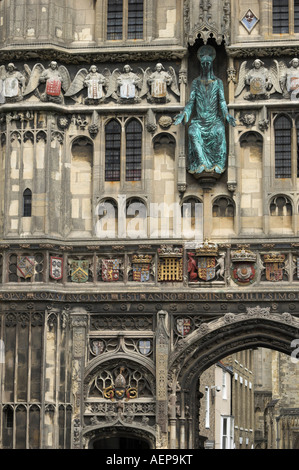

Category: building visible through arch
[1, 0, 299, 450]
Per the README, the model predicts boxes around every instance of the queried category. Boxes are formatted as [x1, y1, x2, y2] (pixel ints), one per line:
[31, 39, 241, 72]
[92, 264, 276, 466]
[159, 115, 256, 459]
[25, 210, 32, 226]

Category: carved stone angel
[23, 61, 71, 104]
[116, 64, 143, 102]
[142, 63, 180, 103]
[0, 63, 26, 103]
[278, 58, 299, 100]
[65, 65, 108, 104]
[103, 65, 144, 103]
[235, 59, 282, 100]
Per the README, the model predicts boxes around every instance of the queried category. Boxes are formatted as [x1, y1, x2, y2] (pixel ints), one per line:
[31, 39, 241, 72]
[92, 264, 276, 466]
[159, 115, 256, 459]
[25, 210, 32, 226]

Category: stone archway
[83, 425, 155, 449]
[83, 353, 156, 448]
[168, 307, 299, 449]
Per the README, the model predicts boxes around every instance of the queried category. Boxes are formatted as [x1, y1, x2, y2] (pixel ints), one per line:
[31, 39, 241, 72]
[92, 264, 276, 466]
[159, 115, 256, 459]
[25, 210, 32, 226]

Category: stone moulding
[227, 45, 299, 59]
[169, 306, 299, 368]
[0, 47, 188, 65]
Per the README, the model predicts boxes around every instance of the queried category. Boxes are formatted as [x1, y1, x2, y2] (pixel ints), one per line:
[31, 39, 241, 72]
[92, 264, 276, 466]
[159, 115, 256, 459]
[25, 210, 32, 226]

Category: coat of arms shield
[46, 78, 61, 96]
[86, 79, 103, 99]
[102, 259, 120, 282]
[151, 79, 167, 98]
[138, 340, 151, 356]
[4, 77, 19, 97]
[70, 259, 89, 283]
[197, 257, 216, 281]
[232, 263, 256, 284]
[50, 256, 63, 280]
[264, 254, 285, 282]
[133, 263, 150, 282]
[17, 256, 35, 279]
[176, 318, 191, 337]
[250, 76, 265, 95]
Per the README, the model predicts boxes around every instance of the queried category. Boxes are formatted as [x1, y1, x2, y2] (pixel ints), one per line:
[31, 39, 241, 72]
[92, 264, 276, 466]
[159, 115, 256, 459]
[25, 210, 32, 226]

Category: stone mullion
[63, 127, 72, 239]
[60, 128, 68, 239]
[70, 311, 88, 449]
[44, 116, 52, 237]
[3, 121, 10, 237]
[92, 121, 101, 236]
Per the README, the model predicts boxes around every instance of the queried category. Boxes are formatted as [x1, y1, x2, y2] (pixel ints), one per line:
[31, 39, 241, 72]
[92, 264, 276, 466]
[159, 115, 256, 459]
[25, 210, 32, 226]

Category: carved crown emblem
[158, 245, 183, 258]
[132, 254, 153, 264]
[196, 239, 218, 257]
[231, 249, 257, 262]
[264, 253, 285, 263]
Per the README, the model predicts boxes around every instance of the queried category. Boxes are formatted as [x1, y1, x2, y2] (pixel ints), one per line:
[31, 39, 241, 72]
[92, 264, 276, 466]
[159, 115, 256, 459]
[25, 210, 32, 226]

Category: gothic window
[274, 115, 292, 178]
[107, 0, 144, 40]
[126, 119, 142, 181]
[105, 120, 121, 181]
[272, 0, 299, 34]
[105, 118, 143, 183]
[23, 189, 32, 217]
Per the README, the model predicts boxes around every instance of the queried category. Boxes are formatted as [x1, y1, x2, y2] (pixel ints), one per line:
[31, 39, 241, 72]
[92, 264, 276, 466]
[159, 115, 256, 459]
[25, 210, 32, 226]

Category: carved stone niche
[186, 0, 231, 46]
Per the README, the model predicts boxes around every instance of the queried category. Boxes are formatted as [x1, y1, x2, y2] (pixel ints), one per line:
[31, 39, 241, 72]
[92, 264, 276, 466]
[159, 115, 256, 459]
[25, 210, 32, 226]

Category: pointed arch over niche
[269, 194, 293, 234]
[239, 130, 264, 234]
[70, 136, 94, 235]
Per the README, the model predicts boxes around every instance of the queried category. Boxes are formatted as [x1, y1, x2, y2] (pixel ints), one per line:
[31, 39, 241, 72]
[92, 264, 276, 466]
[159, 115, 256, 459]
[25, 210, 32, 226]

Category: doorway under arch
[92, 435, 151, 449]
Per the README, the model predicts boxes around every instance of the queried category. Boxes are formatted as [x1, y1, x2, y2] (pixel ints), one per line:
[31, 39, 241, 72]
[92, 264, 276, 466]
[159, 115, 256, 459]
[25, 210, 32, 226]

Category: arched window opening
[270, 195, 292, 217]
[107, 0, 144, 40]
[107, 0, 123, 40]
[128, 0, 144, 39]
[105, 120, 121, 181]
[273, 0, 289, 34]
[213, 197, 235, 218]
[126, 119, 142, 181]
[274, 115, 292, 178]
[23, 189, 32, 217]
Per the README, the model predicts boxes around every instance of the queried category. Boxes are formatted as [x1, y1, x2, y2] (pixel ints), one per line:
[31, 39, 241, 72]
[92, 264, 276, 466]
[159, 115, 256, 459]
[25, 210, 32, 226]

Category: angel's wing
[0, 65, 6, 81]
[105, 68, 120, 98]
[139, 67, 152, 98]
[234, 61, 247, 97]
[269, 60, 283, 94]
[135, 67, 145, 89]
[64, 68, 88, 97]
[23, 64, 32, 83]
[168, 66, 180, 96]
[23, 63, 45, 96]
[0, 65, 6, 104]
[58, 65, 71, 92]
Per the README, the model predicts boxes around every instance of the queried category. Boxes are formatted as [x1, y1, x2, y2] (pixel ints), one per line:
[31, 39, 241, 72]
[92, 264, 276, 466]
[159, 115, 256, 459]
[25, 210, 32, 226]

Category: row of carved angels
[235, 58, 299, 101]
[0, 61, 180, 105]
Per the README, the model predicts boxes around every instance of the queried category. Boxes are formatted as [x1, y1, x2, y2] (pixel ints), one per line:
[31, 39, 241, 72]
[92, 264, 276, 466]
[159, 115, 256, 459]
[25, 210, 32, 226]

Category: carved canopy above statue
[185, 0, 231, 46]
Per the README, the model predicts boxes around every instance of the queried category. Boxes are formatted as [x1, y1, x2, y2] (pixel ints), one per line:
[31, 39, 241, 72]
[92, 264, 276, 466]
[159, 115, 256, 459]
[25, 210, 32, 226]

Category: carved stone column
[155, 310, 170, 449]
[70, 309, 88, 449]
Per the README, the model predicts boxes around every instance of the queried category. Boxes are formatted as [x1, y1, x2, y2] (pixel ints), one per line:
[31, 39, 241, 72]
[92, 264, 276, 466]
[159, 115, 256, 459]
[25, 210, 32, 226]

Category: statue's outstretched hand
[226, 113, 236, 127]
[174, 113, 186, 125]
